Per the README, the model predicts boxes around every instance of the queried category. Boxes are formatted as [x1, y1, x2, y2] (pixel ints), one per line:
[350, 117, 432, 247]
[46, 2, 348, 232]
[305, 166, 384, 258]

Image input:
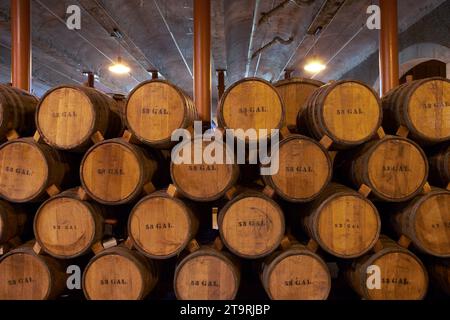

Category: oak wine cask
[382, 77, 450, 145]
[170, 139, 239, 202]
[217, 78, 285, 142]
[218, 191, 285, 259]
[128, 191, 199, 259]
[428, 144, 449, 188]
[36, 85, 124, 152]
[300, 184, 381, 259]
[0, 84, 38, 139]
[83, 246, 158, 300]
[0, 200, 26, 244]
[0, 243, 67, 300]
[297, 80, 382, 149]
[0, 138, 68, 203]
[346, 236, 428, 300]
[260, 244, 331, 300]
[335, 136, 429, 202]
[174, 247, 240, 300]
[428, 259, 450, 296]
[262, 135, 332, 202]
[34, 189, 105, 259]
[274, 78, 323, 132]
[80, 138, 158, 205]
[125, 80, 197, 148]
[391, 188, 450, 258]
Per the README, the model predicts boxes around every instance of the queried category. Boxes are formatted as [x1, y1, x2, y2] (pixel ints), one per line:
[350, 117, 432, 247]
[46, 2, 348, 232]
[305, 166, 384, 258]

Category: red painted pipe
[11, 0, 31, 92]
[194, 0, 211, 124]
[379, 0, 399, 97]
[87, 72, 95, 88]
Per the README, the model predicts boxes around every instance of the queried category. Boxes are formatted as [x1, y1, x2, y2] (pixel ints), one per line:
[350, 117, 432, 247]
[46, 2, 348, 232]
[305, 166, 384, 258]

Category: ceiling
[0, 0, 446, 109]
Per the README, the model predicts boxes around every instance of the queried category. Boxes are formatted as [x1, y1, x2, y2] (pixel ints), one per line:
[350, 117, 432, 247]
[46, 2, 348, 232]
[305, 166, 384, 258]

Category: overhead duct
[251, 36, 294, 59]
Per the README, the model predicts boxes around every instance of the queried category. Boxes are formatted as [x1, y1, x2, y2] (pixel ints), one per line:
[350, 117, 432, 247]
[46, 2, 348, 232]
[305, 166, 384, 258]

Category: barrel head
[314, 194, 380, 258]
[0, 252, 51, 300]
[265, 250, 331, 300]
[322, 81, 381, 146]
[413, 191, 450, 257]
[367, 137, 428, 201]
[81, 140, 142, 204]
[407, 78, 450, 143]
[219, 78, 284, 141]
[37, 87, 95, 150]
[219, 194, 285, 259]
[83, 252, 146, 300]
[35, 197, 98, 259]
[170, 140, 238, 202]
[126, 80, 189, 146]
[366, 250, 428, 300]
[174, 252, 239, 300]
[129, 194, 193, 259]
[0, 140, 48, 203]
[268, 135, 332, 202]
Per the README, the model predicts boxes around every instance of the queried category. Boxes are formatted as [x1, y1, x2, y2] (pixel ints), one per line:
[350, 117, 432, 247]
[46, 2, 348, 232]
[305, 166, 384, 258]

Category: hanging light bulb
[304, 56, 326, 74]
[109, 56, 130, 75]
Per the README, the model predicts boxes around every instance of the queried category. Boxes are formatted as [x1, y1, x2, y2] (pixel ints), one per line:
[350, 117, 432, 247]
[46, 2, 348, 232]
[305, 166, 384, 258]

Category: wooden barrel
[336, 136, 429, 202]
[83, 246, 158, 300]
[262, 135, 332, 202]
[170, 139, 239, 202]
[382, 77, 450, 145]
[0, 200, 26, 244]
[36, 85, 124, 152]
[274, 78, 323, 132]
[0, 244, 67, 300]
[0, 138, 68, 203]
[80, 138, 158, 205]
[174, 247, 240, 300]
[34, 189, 105, 259]
[301, 184, 381, 259]
[128, 191, 198, 259]
[391, 188, 450, 258]
[428, 259, 450, 296]
[218, 191, 285, 259]
[297, 80, 382, 149]
[428, 144, 449, 188]
[217, 78, 285, 142]
[0, 84, 38, 140]
[125, 80, 197, 148]
[346, 236, 428, 300]
[260, 244, 331, 300]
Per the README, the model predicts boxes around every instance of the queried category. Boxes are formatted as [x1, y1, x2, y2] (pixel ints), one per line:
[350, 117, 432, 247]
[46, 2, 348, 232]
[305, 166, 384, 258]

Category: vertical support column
[11, 0, 31, 92]
[194, 0, 212, 125]
[217, 69, 225, 100]
[379, 0, 399, 97]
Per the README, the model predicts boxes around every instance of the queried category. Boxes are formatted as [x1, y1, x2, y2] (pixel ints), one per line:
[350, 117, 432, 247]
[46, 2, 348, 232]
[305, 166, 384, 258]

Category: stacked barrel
[0, 74, 448, 301]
